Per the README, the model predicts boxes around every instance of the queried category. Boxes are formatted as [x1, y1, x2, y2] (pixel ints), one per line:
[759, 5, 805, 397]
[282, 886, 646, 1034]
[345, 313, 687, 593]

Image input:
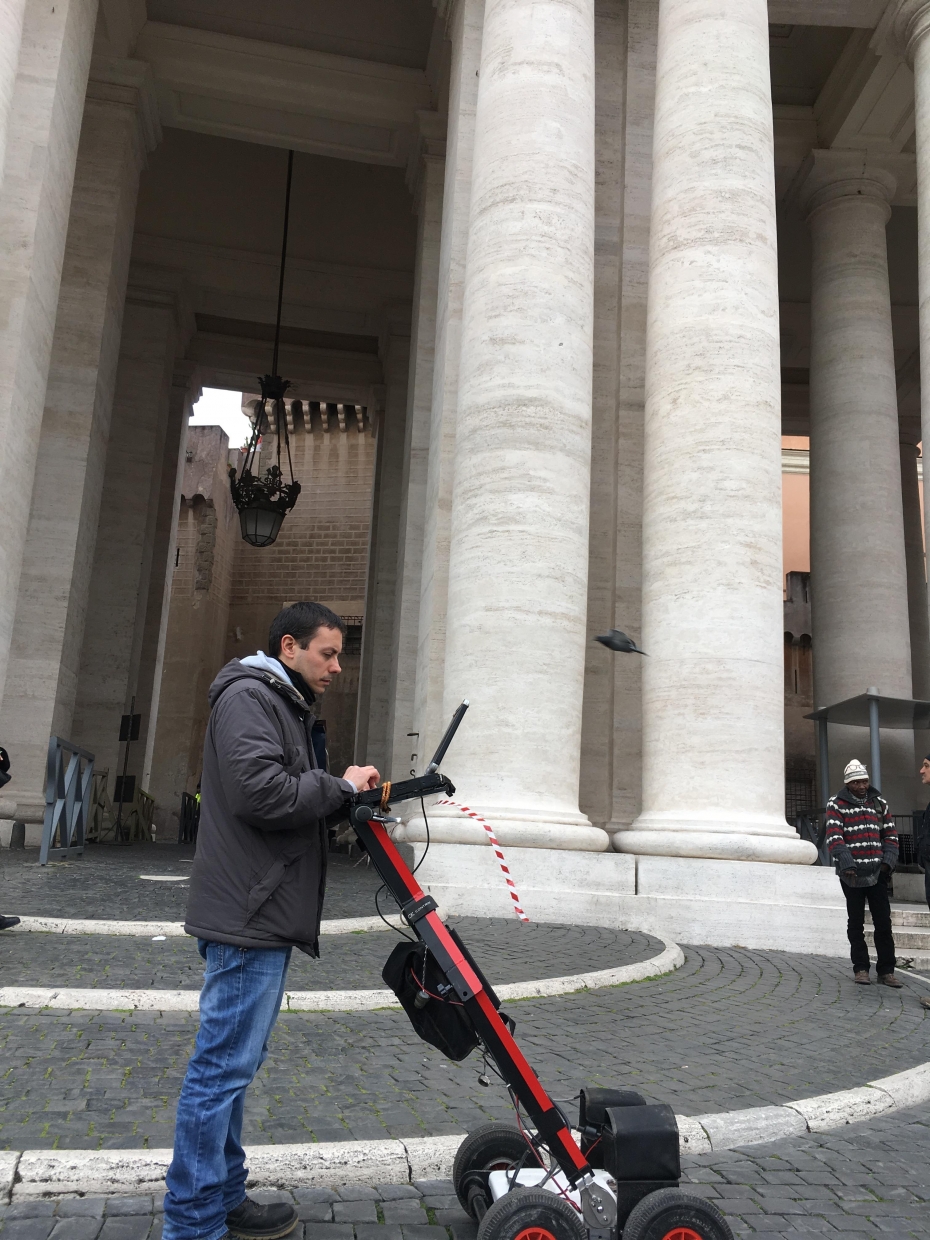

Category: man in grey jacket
[163, 602, 378, 1240]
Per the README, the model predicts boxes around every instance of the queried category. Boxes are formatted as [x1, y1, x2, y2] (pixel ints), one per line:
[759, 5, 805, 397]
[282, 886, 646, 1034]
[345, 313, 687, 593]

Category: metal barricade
[40, 737, 94, 865]
[179, 792, 200, 844]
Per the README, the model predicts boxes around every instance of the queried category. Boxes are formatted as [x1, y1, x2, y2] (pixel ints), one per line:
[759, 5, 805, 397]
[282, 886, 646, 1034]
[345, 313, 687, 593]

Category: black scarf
[283, 663, 316, 706]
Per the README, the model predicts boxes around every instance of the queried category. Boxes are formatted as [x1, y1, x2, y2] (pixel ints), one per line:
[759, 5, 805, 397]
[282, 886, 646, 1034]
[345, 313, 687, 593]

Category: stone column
[387, 123, 445, 778]
[800, 152, 915, 810]
[619, 0, 813, 863]
[355, 312, 411, 774]
[899, 418, 930, 700]
[136, 364, 199, 789]
[0, 61, 159, 823]
[897, 3, 930, 703]
[414, 0, 484, 757]
[71, 285, 185, 786]
[417, 0, 605, 851]
[580, 0, 658, 835]
[0, 0, 97, 712]
[0, 0, 27, 191]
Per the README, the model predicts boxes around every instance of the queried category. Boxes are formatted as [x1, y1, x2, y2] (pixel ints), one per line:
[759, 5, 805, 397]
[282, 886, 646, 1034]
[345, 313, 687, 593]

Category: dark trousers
[844, 875, 895, 976]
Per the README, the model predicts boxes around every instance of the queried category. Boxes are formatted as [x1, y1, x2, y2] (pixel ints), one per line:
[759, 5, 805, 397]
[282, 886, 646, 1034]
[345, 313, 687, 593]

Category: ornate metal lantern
[229, 150, 301, 547]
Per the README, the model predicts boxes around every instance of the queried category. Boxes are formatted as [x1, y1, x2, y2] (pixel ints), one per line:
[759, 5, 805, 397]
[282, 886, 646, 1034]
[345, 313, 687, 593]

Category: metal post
[817, 718, 830, 808]
[115, 695, 135, 844]
[868, 693, 881, 791]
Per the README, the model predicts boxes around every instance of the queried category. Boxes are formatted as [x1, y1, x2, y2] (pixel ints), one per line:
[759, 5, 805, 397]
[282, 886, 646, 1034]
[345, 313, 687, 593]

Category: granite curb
[2, 1061, 929, 1203]
[0, 943, 685, 1012]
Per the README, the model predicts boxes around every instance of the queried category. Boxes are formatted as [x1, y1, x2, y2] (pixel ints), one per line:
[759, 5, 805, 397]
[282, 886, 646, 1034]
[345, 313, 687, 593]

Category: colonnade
[2, 0, 930, 871]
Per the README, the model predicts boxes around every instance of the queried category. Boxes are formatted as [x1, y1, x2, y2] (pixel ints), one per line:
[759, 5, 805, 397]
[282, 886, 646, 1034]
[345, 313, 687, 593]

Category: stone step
[891, 907, 930, 928]
[866, 928, 930, 951]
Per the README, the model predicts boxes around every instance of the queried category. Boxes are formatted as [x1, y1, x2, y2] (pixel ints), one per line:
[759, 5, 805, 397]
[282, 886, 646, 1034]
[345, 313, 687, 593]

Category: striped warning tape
[435, 798, 530, 923]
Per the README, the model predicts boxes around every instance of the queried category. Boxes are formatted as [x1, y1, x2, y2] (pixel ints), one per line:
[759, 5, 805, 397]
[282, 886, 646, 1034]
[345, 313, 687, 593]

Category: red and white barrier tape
[435, 798, 529, 923]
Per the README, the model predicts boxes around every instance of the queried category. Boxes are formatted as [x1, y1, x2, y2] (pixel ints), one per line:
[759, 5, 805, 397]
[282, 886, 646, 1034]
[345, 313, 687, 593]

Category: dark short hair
[269, 602, 346, 656]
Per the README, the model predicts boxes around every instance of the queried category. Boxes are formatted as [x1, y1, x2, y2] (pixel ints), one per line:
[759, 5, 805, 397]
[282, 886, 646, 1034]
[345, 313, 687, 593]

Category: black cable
[375, 882, 414, 941]
[271, 150, 294, 379]
[412, 796, 430, 875]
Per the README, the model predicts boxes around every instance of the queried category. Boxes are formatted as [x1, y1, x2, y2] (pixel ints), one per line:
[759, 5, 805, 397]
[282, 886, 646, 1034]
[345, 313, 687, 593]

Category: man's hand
[343, 765, 380, 792]
[843, 868, 856, 881]
[880, 862, 890, 873]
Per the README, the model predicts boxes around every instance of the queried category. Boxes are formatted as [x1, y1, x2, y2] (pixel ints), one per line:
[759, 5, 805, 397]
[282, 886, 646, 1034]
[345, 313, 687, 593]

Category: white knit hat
[844, 759, 869, 784]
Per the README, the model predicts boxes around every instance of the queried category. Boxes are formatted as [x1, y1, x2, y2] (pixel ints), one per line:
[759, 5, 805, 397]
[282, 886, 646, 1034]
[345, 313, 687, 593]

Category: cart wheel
[477, 1188, 586, 1240]
[621, 1189, 733, 1240]
[453, 1123, 530, 1219]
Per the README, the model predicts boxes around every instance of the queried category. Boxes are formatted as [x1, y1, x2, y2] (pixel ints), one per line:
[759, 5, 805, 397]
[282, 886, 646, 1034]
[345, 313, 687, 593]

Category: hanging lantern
[229, 151, 301, 547]
[229, 375, 301, 547]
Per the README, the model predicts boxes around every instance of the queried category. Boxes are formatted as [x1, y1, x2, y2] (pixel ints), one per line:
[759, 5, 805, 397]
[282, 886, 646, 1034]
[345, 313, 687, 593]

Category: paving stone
[0, 1223, 58, 1240]
[54, 1204, 105, 1221]
[379, 1204, 425, 1225]
[4, 1208, 57, 1221]
[331, 1204, 377, 1225]
[103, 1203, 151, 1219]
[48, 1220, 103, 1240]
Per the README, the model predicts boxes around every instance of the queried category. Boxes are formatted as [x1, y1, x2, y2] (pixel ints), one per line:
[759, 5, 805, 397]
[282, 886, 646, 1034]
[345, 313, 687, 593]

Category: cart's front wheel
[453, 1123, 531, 1219]
[621, 1189, 733, 1240]
[477, 1189, 586, 1240]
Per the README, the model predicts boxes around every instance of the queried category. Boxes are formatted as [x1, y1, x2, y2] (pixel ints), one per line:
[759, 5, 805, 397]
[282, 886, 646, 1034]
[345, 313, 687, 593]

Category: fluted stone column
[0, 63, 158, 823]
[800, 152, 915, 810]
[412, 0, 604, 851]
[619, 0, 813, 864]
[0, 0, 97, 712]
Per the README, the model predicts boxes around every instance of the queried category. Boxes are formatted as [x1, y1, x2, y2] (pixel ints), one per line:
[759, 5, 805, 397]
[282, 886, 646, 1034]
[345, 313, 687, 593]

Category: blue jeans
[162, 941, 291, 1240]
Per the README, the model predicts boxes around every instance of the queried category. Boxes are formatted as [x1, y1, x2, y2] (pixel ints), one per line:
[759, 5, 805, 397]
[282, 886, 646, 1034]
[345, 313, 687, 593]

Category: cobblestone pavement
[1, 946, 928, 1152]
[0, 1102, 927, 1240]
[0, 848, 381, 922]
[0, 921, 661, 990]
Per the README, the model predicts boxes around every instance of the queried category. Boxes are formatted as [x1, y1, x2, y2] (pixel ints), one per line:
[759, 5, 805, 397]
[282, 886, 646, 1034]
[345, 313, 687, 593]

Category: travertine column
[387, 127, 445, 779]
[800, 152, 915, 809]
[620, 0, 813, 863]
[580, 0, 657, 835]
[416, 0, 605, 851]
[0, 63, 158, 822]
[0, 0, 28, 190]
[414, 0, 484, 757]
[0, 0, 97, 711]
[136, 364, 199, 790]
[900, 420, 930, 700]
[355, 312, 411, 773]
[71, 287, 183, 786]
[897, 3, 930, 694]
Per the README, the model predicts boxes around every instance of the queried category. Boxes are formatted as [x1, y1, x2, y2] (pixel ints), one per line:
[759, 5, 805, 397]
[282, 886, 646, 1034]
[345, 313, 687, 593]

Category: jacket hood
[208, 657, 311, 713]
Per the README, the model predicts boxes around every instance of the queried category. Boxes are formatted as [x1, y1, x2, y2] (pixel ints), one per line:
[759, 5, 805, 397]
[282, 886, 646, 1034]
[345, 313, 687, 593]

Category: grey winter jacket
[184, 658, 354, 955]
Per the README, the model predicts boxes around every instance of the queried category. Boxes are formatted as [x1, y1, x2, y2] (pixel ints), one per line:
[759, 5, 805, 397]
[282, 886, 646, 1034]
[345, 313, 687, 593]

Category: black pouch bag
[382, 940, 479, 1062]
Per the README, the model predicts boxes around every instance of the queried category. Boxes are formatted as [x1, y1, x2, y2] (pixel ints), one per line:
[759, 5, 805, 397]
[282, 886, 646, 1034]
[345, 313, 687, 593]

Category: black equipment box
[603, 1103, 681, 1183]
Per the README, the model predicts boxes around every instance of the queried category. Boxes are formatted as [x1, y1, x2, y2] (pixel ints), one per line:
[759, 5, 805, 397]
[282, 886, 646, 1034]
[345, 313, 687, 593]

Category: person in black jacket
[163, 602, 378, 1240]
[0, 747, 21, 930]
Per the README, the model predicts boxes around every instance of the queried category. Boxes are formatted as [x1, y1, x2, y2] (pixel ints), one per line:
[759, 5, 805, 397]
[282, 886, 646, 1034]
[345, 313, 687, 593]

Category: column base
[400, 801, 610, 851]
[616, 810, 816, 865]
[409, 843, 849, 955]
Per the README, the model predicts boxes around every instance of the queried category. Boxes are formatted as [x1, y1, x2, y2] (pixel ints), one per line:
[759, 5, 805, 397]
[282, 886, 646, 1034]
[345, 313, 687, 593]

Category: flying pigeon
[595, 629, 648, 655]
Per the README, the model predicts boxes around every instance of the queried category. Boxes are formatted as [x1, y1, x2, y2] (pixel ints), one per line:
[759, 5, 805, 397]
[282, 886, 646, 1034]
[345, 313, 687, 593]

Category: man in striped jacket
[826, 759, 900, 987]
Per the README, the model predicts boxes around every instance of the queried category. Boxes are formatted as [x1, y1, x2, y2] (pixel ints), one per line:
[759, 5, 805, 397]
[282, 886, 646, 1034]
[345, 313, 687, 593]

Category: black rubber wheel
[453, 1123, 531, 1218]
[477, 1188, 586, 1240]
[621, 1189, 733, 1240]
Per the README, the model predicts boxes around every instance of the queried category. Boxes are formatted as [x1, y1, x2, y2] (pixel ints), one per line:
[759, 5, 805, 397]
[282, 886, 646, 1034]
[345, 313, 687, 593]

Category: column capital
[892, 0, 930, 66]
[792, 149, 905, 221]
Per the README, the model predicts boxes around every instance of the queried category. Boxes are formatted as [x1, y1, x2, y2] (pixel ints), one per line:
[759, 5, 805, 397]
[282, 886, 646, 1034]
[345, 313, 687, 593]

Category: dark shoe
[854, 970, 871, 985]
[0, 916, 20, 930]
[878, 972, 904, 988]
[226, 1198, 298, 1240]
